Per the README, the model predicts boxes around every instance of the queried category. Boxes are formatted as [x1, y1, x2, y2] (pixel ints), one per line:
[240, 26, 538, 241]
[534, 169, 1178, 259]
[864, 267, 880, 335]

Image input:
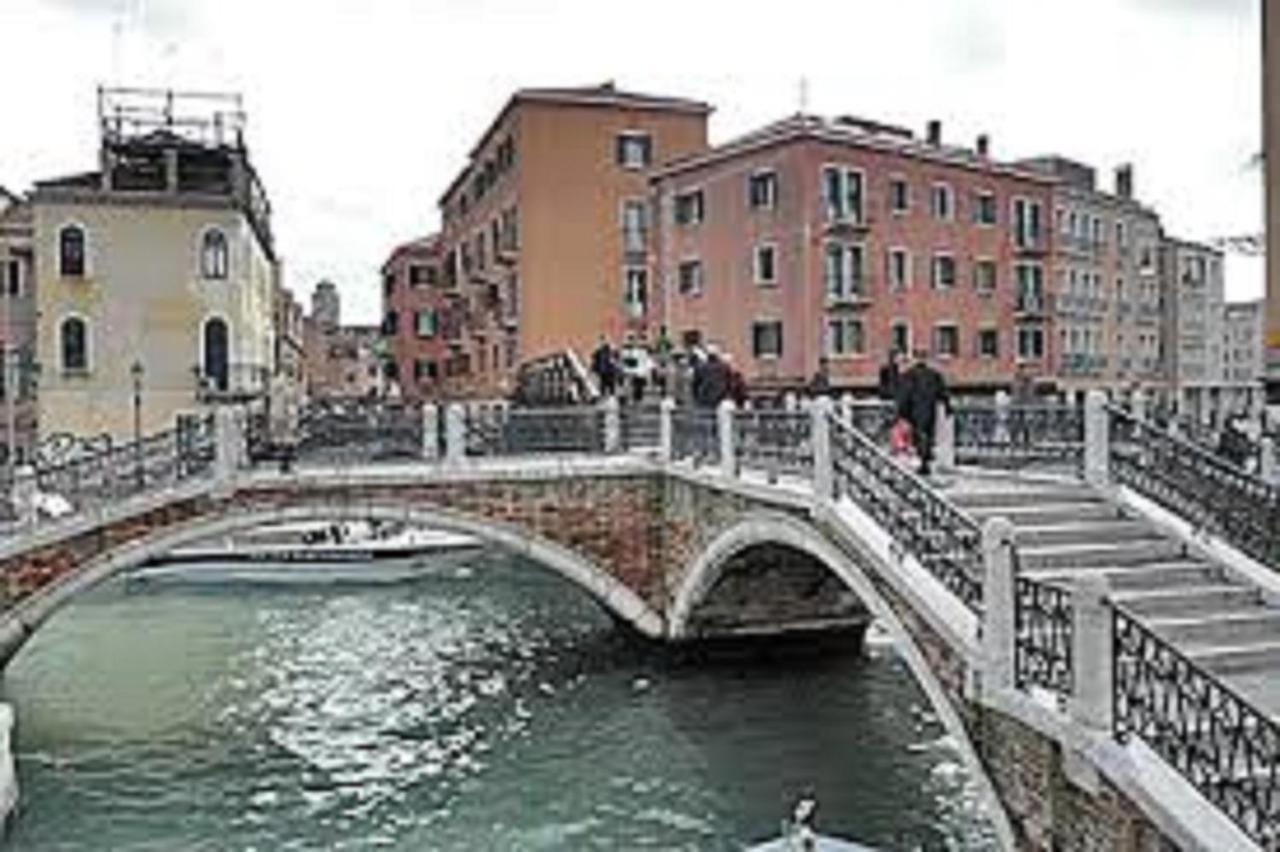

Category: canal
[1, 551, 996, 850]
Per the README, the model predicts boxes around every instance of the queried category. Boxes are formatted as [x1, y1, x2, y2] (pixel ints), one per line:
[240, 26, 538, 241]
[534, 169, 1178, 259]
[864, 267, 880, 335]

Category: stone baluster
[935, 402, 956, 471]
[718, 399, 736, 478]
[445, 403, 466, 465]
[838, 393, 855, 430]
[603, 396, 622, 455]
[213, 406, 245, 485]
[1070, 574, 1113, 731]
[981, 516, 1018, 690]
[811, 396, 833, 500]
[422, 404, 440, 462]
[1262, 434, 1277, 485]
[659, 397, 675, 463]
[994, 390, 1011, 445]
[1084, 389, 1109, 488]
[1130, 388, 1148, 424]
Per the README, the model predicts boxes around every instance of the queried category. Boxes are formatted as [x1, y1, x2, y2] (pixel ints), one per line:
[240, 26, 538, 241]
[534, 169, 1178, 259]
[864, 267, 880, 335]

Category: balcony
[825, 281, 872, 309]
[1014, 292, 1050, 318]
[1059, 354, 1108, 377]
[1013, 235, 1047, 258]
[823, 210, 871, 237]
[195, 363, 269, 404]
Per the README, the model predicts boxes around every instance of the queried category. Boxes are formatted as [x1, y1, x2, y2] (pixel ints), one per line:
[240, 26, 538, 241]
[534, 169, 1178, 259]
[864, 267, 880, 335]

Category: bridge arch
[671, 511, 1014, 847]
[0, 500, 666, 666]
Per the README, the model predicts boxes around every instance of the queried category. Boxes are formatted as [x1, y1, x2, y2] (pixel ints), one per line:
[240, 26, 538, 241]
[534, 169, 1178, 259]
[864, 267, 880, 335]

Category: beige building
[1222, 299, 1265, 418]
[0, 188, 38, 462]
[1163, 238, 1229, 423]
[30, 88, 278, 441]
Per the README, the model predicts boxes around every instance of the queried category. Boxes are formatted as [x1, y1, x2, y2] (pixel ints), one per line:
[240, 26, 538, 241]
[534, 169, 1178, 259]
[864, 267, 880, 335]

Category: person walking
[897, 349, 950, 477]
[808, 357, 832, 399]
[591, 335, 617, 398]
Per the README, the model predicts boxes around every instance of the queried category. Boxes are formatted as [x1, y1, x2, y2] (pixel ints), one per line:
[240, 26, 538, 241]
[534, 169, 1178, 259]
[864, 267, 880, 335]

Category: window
[622, 200, 649, 253]
[888, 248, 910, 291]
[674, 190, 705, 226]
[202, 318, 229, 391]
[890, 321, 911, 355]
[977, 328, 999, 358]
[754, 245, 777, 285]
[1012, 198, 1042, 249]
[889, 178, 909, 214]
[748, 171, 778, 209]
[382, 272, 396, 298]
[751, 320, 783, 358]
[677, 259, 703, 295]
[973, 259, 997, 294]
[415, 310, 438, 339]
[827, 318, 865, 356]
[382, 310, 399, 336]
[1017, 327, 1045, 360]
[61, 316, 88, 372]
[933, 324, 959, 358]
[414, 359, 438, 381]
[973, 192, 997, 225]
[822, 166, 865, 223]
[824, 243, 865, 301]
[200, 228, 229, 279]
[931, 253, 956, 289]
[409, 264, 437, 287]
[59, 225, 85, 277]
[3, 259, 20, 297]
[616, 132, 652, 169]
[930, 183, 953, 220]
[624, 267, 647, 317]
[1116, 220, 1127, 248]
[1015, 263, 1044, 309]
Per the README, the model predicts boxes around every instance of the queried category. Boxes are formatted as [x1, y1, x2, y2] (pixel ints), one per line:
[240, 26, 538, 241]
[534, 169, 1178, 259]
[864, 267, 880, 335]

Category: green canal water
[0, 552, 996, 850]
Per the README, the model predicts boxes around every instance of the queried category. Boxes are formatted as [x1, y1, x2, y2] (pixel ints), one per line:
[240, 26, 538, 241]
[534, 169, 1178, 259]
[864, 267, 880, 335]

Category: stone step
[968, 501, 1129, 526]
[1113, 585, 1261, 618]
[1018, 539, 1187, 569]
[1147, 608, 1280, 647]
[1184, 640, 1280, 675]
[1013, 521, 1161, 548]
[950, 487, 1101, 510]
[1026, 561, 1222, 591]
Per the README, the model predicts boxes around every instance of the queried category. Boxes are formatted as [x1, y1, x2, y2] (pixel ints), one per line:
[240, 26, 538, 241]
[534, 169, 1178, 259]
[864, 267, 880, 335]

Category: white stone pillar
[422, 404, 440, 462]
[214, 406, 244, 483]
[603, 396, 622, 454]
[838, 392, 855, 429]
[994, 390, 1011, 445]
[0, 703, 16, 827]
[784, 391, 798, 412]
[935, 403, 956, 471]
[1131, 388, 1148, 423]
[658, 397, 675, 463]
[718, 399, 736, 478]
[1263, 435, 1277, 484]
[1070, 574, 1114, 732]
[1084, 389, 1110, 488]
[445, 403, 466, 465]
[811, 396, 834, 499]
[981, 516, 1018, 690]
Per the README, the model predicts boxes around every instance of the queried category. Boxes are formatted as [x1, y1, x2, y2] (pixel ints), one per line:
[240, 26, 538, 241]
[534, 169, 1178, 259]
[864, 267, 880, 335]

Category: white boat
[131, 520, 483, 585]
[747, 797, 876, 852]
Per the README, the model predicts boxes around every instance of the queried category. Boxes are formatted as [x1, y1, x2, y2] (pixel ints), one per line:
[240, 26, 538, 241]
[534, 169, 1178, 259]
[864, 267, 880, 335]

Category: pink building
[652, 115, 1057, 394]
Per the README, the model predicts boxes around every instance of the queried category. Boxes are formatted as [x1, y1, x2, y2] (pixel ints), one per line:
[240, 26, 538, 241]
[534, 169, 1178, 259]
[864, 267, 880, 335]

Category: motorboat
[131, 520, 484, 584]
[747, 797, 876, 852]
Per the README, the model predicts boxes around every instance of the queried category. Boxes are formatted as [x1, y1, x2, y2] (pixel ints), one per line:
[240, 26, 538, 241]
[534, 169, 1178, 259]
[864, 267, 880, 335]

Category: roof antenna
[798, 76, 810, 116]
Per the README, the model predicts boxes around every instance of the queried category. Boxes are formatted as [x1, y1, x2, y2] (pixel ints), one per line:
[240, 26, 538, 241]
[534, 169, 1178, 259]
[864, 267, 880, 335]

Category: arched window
[200, 229, 229, 279]
[202, 318, 229, 391]
[59, 225, 85, 278]
[61, 316, 88, 372]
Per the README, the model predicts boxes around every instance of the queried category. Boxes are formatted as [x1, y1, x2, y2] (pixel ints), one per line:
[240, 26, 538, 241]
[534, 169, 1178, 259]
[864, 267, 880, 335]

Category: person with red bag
[896, 349, 951, 477]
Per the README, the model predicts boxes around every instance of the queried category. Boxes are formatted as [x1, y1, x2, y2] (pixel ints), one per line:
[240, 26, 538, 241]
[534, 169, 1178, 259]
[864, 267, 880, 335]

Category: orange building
[433, 82, 711, 397]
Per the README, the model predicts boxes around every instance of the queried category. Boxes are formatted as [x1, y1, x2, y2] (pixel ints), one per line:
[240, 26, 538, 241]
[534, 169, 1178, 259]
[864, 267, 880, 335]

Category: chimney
[1115, 164, 1134, 199]
[926, 120, 942, 146]
[976, 134, 990, 158]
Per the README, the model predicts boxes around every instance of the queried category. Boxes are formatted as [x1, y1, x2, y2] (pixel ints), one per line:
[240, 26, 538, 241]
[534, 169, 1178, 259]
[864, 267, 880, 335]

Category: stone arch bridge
[0, 396, 1277, 851]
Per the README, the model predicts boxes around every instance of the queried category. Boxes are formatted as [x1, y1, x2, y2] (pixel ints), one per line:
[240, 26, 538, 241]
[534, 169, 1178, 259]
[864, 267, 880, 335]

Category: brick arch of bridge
[0, 499, 667, 667]
[669, 510, 1015, 846]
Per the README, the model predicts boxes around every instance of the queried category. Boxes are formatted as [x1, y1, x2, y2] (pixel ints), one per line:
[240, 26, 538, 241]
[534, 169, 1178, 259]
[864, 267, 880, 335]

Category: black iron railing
[286, 400, 424, 464]
[841, 400, 896, 445]
[466, 405, 604, 456]
[734, 409, 812, 481]
[1114, 608, 1280, 845]
[1014, 574, 1073, 696]
[671, 407, 720, 467]
[829, 416, 983, 611]
[1109, 407, 1280, 568]
[620, 402, 662, 451]
[953, 403, 1084, 470]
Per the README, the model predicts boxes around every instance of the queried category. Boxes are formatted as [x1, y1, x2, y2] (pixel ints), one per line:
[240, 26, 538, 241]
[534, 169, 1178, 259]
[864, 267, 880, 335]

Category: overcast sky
[0, 0, 1266, 321]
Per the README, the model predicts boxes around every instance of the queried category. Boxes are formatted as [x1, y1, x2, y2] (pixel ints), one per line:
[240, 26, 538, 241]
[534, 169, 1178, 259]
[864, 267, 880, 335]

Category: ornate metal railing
[734, 409, 812, 481]
[829, 416, 983, 611]
[1109, 407, 1280, 568]
[953, 402, 1084, 469]
[1014, 574, 1073, 697]
[466, 405, 604, 456]
[286, 400, 424, 464]
[839, 400, 896, 446]
[1114, 608, 1280, 845]
[621, 402, 662, 451]
[671, 407, 719, 467]
[0, 415, 216, 535]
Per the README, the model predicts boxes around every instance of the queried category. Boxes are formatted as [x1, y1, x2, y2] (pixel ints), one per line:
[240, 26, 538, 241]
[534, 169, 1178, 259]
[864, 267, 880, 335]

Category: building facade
[1163, 238, 1228, 424]
[1222, 299, 1265, 418]
[381, 235, 448, 401]
[302, 280, 387, 400]
[1015, 159, 1165, 402]
[0, 188, 38, 462]
[30, 89, 277, 441]
[651, 115, 1055, 393]
[429, 82, 711, 397]
[272, 286, 306, 429]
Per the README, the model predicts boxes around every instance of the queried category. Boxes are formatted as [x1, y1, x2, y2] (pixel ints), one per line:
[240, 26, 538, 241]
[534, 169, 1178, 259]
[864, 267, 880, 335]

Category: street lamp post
[131, 360, 144, 489]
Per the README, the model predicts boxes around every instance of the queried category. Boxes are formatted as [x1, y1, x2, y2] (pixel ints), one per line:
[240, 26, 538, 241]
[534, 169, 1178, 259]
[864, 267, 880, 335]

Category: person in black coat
[877, 351, 900, 403]
[591, 336, 617, 397]
[897, 349, 951, 476]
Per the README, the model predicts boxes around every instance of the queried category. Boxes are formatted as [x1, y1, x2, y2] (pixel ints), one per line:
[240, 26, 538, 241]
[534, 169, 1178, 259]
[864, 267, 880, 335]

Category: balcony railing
[195, 363, 269, 402]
